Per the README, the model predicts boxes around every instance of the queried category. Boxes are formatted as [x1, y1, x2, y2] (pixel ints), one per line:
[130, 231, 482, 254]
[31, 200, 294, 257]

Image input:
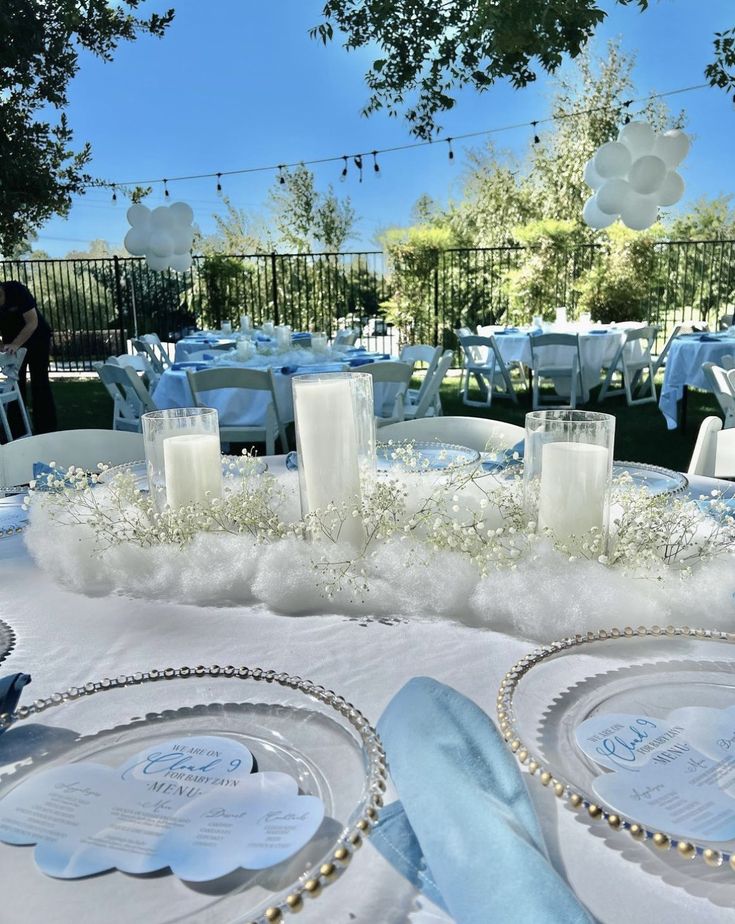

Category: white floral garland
[23, 449, 735, 640]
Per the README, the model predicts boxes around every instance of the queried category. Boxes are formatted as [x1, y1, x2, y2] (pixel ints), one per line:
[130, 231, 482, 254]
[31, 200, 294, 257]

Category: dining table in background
[658, 332, 735, 429]
[478, 323, 644, 402]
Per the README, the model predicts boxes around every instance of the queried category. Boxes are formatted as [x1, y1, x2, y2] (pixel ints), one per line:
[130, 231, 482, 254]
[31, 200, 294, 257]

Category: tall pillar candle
[293, 375, 365, 547]
[240, 313, 251, 333]
[163, 433, 222, 508]
[537, 442, 609, 539]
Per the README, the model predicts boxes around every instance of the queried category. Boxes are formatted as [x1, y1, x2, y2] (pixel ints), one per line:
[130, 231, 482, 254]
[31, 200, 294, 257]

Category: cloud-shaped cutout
[0, 736, 324, 881]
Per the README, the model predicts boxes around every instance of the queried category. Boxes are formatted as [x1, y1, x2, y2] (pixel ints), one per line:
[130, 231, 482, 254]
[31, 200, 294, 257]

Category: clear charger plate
[0, 667, 385, 923]
[482, 458, 688, 497]
[499, 627, 735, 870]
[99, 457, 268, 492]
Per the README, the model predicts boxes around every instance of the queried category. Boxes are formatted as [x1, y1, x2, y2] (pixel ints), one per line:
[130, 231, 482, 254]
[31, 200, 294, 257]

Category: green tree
[670, 196, 735, 240]
[0, 1, 173, 255]
[269, 165, 356, 252]
[313, 0, 731, 139]
[199, 196, 274, 254]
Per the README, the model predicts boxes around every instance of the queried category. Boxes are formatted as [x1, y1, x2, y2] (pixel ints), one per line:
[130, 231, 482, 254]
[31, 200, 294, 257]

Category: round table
[1, 464, 735, 921]
[659, 335, 735, 429]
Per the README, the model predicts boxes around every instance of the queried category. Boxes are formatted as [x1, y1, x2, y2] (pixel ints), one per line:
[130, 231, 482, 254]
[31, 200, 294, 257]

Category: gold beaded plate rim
[497, 626, 735, 873]
[0, 665, 387, 924]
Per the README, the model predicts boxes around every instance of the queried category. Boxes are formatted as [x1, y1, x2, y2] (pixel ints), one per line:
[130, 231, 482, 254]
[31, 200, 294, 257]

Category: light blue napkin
[171, 361, 207, 371]
[0, 673, 31, 721]
[348, 356, 376, 367]
[373, 677, 592, 923]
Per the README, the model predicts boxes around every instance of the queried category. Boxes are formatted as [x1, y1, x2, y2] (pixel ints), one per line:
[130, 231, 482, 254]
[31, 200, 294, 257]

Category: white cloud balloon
[583, 123, 689, 231]
[123, 200, 195, 272]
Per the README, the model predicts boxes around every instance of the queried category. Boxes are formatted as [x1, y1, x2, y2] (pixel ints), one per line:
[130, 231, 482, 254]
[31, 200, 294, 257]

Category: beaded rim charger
[0, 618, 15, 666]
[0, 665, 387, 924]
[498, 626, 735, 873]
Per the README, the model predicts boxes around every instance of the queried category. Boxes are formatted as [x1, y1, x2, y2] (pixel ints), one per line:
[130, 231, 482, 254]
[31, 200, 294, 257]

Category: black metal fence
[2, 240, 734, 371]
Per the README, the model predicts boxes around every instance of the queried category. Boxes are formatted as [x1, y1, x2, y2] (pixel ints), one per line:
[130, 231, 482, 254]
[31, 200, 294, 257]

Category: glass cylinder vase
[292, 371, 376, 546]
[524, 410, 615, 553]
[141, 407, 222, 511]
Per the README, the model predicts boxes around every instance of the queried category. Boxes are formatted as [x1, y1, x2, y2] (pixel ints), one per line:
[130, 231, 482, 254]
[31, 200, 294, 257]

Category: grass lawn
[48, 374, 722, 473]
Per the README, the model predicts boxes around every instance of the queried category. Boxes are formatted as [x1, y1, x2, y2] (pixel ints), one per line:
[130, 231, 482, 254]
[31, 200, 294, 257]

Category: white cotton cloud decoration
[583, 123, 689, 231]
[124, 201, 195, 272]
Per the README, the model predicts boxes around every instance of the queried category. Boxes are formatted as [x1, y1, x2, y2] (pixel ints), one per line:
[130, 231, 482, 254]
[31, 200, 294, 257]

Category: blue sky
[36, 0, 735, 256]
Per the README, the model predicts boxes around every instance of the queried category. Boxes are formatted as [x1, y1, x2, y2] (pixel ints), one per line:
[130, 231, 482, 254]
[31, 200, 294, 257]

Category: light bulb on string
[216, 172, 222, 194]
[341, 155, 348, 181]
[163, 179, 170, 198]
[354, 155, 363, 182]
[111, 185, 117, 203]
[372, 150, 381, 178]
[278, 165, 286, 185]
[622, 100, 633, 124]
[447, 138, 454, 160]
[532, 122, 540, 145]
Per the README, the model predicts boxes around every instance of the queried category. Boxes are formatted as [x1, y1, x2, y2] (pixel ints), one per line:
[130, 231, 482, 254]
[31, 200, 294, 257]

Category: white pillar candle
[262, 320, 275, 336]
[221, 321, 232, 334]
[311, 333, 327, 353]
[236, 340, 254, 360]
[555, 305, 567, 326]
[240, 313, 251, 332]
[163, 433, 222, 508]
[537, 442, 609, 540]
[294, 377, 364, 546]
[275, 326, 292, 351]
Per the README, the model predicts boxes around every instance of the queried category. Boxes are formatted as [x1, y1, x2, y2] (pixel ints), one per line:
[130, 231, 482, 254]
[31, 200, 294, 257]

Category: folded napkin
[171, 361, 208, 371]
[292, 332, 311, 340]
[346, 346, 367, 353]
[588, 329, 608, 335]
[372, 677, 592, 924]
[281, 362, 346, 375]
[348, 356, 376, 367]
[0, 673, 31, 719]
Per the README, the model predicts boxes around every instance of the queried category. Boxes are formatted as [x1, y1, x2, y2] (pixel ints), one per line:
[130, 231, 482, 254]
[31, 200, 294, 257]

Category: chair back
[703, 362, 735, 427]
[186, 366, 287, 448]
[96, 361, 157, 429]
[409, 350, 454, 419]
[529, 332, 581, 365]
[133, 334, 171, 376]
[688, 415, 735, 477]
[400, 344, 441, 370]
[622, 324, 659, 361]
[457, 334, 496, 367]
[0, 349, 27, 384]
[141, 333, 172, 367]
[111, 353, 159, 388]
[718, 313, 734, 331]
[379, 416, 524, 453]
[0, 429, 144, 486]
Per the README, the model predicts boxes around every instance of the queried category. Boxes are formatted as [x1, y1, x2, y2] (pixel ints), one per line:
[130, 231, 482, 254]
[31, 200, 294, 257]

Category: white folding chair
[94, 362, 157, 432]
[688, 416, 735, 478]
[187, 367, 288, 454]
[0, 429, 144, 486]
[718, 313, 734, 331]
[457, 335, 518, 408]
[598, 325, 659, 406]
[0, 349, 32, 441]
[401, 345, 442, 413]
[529, 333, 582, 410]
[133, 334, 172, 376]
[404, 351, 453, 420]
[703, 363, 735, 428]
[380, 416, 525, 453]
[361, 361, 414, 427]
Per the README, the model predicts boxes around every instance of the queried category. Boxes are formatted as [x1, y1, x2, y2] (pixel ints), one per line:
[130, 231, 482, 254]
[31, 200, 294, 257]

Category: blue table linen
[171, 362, 208, 371]
[372, 677, 592, 924]
[0, 673, 31, 720]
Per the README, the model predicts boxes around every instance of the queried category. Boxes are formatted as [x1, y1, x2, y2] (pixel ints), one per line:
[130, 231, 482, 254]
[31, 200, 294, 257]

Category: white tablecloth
[659, 336, 735, 429]
[174, 337, 238, 360]
[153, 360, 397, 427]
[484, 327, 640, 402]
[2, 463, 735, 923]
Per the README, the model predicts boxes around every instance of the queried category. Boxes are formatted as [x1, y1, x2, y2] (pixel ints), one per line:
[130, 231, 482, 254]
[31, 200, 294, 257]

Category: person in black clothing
[0, 281, 57, 434]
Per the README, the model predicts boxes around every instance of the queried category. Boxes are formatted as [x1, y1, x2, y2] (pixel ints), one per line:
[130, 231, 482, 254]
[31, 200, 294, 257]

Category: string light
[111, 185, 117, 202]
[278, 165, 286, 185]
[86, 83, 707, 195]
[163, 179, 170, 198]
[216, 172, 222, 193]
[622, 100, 633, 124]
[372, 150, 380, 176]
